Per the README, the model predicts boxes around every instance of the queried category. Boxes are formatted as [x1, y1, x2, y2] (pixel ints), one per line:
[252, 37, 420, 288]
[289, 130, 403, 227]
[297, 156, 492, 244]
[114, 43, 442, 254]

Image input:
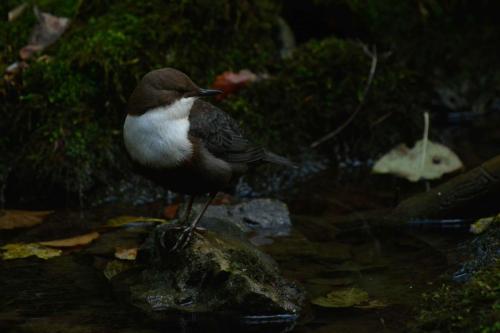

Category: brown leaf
[19, 6, 70, 60]
[163, 204, 179, 219]
[114, 247, 138, 260]
[0, 210, 52, 230]
[212, 69, 258, 100]
[39, 231, 99, 248]
[1, 243, 62, 260]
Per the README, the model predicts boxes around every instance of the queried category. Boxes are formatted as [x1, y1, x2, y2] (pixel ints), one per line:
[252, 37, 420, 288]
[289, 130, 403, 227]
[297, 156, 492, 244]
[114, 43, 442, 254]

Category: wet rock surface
[111, 219, 305, 320]
[191, 198, 292, 245]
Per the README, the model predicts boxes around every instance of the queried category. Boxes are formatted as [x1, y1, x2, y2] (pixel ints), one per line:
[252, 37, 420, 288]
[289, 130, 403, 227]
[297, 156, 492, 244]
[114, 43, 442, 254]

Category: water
[0, 171, 471, 333]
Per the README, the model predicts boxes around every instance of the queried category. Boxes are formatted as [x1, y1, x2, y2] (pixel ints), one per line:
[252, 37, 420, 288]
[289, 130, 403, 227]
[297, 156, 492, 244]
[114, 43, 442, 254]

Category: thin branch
[310, 44, 378, 148]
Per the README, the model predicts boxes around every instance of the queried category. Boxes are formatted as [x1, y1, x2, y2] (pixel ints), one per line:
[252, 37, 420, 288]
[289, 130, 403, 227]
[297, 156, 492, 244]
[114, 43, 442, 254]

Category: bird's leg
[179, 195, 195, 223]
[160, 195, 194, 249]
[170, 192, 217, 252]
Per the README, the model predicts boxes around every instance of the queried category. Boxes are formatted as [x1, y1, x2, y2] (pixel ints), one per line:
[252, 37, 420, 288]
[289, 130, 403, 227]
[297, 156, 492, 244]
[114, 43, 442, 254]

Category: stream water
[0, 166, 472, 333]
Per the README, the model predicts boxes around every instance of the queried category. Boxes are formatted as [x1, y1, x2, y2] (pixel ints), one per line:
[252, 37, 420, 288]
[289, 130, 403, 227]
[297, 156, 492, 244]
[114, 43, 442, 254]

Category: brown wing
[188, 100, 266, 164]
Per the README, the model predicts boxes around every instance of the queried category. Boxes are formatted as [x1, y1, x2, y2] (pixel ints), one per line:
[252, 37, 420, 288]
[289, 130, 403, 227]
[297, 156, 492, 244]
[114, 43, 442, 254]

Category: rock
[191, 198, 292, 245]
[111, 219, 305, 320]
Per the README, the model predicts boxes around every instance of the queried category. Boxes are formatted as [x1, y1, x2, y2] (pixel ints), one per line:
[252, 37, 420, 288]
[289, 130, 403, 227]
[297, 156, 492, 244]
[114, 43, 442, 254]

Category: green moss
[411, 259, 500, 332]
[0, 0, 281, 202]
[220, 37, 422, 156]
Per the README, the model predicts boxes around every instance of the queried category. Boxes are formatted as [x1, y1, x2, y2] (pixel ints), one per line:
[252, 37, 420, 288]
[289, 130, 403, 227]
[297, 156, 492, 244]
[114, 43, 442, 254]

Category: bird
[123, 68, 294, 250]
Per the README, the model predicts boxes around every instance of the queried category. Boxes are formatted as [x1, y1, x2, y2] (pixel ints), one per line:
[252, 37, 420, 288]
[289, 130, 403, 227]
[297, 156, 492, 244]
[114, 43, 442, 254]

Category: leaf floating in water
[1, 243, 62, 260]
[372, 140, 463, 182]
[0, 210, 52, 230]
[311, 287, 387, 309]
[470, 214, 500, 234]
[115, 247, 138, 260]
[105, 216, 168, 228]
[39, 231, 100, 248]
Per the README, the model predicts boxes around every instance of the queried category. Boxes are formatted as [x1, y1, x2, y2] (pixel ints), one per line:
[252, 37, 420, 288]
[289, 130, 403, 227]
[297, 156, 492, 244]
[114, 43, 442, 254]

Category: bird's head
[127, 68, 222, 115]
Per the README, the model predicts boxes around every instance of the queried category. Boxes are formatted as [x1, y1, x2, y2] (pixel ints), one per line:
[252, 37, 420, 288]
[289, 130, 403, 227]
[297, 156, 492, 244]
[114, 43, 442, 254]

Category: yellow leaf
[105, 215, 168, 228]
[39, 231, 99, 248]
[470, 214, 500, 234]
[1, 243, 62, 260]
[114, 247, 138, 260]
[312, 287, 369, 308]
[0, 210, 52, 230]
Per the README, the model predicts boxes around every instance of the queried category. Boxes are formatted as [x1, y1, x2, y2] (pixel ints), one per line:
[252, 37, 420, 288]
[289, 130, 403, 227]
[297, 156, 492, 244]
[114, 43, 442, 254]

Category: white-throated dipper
[123, 68, 294, 250]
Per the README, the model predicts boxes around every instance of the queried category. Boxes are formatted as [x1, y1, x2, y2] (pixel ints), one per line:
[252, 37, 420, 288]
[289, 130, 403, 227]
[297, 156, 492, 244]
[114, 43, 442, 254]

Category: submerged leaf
[311, 287, 388, 309]
[0, 210, 52, 230]
[103, 260, 134, 280]
[1, 243, 62, 260]
[106, 216, 168, 228]
[39, 232, 99, 247]
[312, 287, 369, 308]
[372, 140, 463, 182]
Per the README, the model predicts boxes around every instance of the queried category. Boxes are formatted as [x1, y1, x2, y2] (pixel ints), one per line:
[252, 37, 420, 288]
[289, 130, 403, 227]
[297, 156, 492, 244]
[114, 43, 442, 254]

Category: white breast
[123, 97, 195, 168]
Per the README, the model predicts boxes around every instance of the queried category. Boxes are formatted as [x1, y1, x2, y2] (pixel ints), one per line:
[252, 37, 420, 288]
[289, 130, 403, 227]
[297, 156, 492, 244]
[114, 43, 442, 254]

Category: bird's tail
[263, 151, 298, 168]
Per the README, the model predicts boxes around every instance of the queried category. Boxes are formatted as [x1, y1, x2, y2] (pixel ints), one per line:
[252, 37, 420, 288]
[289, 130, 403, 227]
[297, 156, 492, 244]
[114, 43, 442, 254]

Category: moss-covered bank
[2, 0, 500, 205]
[0, 0, 281, 205]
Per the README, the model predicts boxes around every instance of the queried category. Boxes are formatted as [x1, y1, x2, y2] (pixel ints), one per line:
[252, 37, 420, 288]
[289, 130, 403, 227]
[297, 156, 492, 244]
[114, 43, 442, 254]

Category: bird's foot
[169, 225, 196, 252]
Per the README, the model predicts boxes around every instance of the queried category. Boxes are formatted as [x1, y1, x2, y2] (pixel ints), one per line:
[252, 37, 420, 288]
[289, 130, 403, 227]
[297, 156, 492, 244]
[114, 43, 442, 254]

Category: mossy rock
[112, 218, 304, 318]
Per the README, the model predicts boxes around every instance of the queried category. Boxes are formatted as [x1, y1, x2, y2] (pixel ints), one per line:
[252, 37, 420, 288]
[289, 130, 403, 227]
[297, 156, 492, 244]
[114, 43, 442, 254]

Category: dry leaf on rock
[1, 243, 62, 260]
[20, 6, 70, 60]
[39, 231, 99, 248]
[372, 139, 463, 182]
[105, 216, 168, 228]
[0, 210, 52, 230]
[115, 247, 138, 260]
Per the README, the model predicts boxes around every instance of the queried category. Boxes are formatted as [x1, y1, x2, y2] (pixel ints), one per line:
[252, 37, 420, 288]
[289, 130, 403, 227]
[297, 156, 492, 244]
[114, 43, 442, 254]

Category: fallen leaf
[312, 287, 369, 308]
[163, 204, 179, 219]
[8, 2, 28, 22]
[470, 214, 500, 234]
[212, 69, 259, 100]
[115, 247, 138, 260]
[105, 216, 168, 228]
[372, 139, 463, 182]
[0, 210, 52, 230]
[103, 260, 134, 280]
[354, 299, 388, 309]
[1, 243, 62, 260]
[39, 231, 99, 248]
[20, 6, 70, 60]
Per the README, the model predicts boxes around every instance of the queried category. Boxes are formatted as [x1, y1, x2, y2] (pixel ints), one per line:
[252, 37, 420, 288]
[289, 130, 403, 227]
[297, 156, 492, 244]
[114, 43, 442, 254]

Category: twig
[310, 44, 378, 148]
[419, 111, 430, 180]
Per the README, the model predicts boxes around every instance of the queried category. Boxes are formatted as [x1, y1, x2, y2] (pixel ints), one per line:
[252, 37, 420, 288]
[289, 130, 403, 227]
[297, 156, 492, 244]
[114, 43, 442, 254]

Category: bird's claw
[169, 226, 195, 252]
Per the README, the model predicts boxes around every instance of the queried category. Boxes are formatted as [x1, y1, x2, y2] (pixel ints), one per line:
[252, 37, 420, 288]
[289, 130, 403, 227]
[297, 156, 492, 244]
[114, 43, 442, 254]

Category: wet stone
[111, 219, 305, 320]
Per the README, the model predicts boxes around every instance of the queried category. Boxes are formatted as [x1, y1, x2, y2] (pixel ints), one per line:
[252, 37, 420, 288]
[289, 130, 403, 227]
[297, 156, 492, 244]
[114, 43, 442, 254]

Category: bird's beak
[198, 88, 223, 97]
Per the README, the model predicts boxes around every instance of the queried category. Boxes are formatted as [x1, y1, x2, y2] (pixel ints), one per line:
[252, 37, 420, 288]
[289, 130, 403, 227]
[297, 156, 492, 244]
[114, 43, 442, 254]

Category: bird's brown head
[127, 68, 222, 115]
